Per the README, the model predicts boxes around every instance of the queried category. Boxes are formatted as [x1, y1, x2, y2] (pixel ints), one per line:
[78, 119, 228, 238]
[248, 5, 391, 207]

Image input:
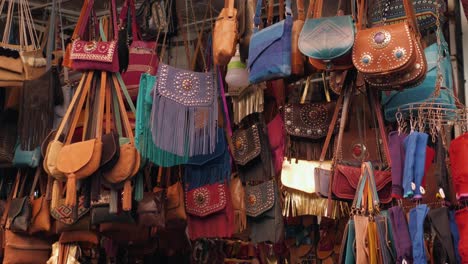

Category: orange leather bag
[56, 71, 103, 206]
[352, 0, 427, 90]
[213, 0, 238, 65]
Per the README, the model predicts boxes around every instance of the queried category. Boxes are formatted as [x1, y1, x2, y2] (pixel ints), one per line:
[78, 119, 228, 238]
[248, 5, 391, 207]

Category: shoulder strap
[297, 0, 305, 21]
[306, 0, 316, 18]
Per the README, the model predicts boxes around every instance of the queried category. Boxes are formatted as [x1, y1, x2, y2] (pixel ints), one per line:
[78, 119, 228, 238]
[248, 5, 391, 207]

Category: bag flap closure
[50, 197, 89, 224]
[247, 20, 286, 69]
[101, 131, 119, 166]
[353, 22, 414, 74]
[156, 63, 215, 107]
[5, 231, 51, 250]
[186, 128, 227, 165]
[336, 165, 391, 190]
[245, 180, 275, 217]
[185, 183, 227, 217]
[70, 40, 117, 63]
[56, 139, 97, 174]
[8, 197, 28, 220]
[281, 159, 323, 193]
[299, 16, 355, 60]
[103, 142, 137, 184]
[284, 102, 338, 139]
[166, 182, 183, 210]
[232, 124, 262, 165]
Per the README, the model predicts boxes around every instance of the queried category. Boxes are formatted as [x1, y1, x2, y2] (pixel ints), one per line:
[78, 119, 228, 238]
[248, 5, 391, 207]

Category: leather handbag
[137, 167, 166, 228]
[245, 180, 284, 243]
[185, 182, 234, 240]
[6, 171, 31, 233]
[70, 0, 120, 72]
[291, 0, 306, 76]
[352, 0, 427, 89]
[281, 158, 328, 194]
[248, 0, 292, 83]
[120, 0, 158, 101]
[369, 0, 446, 35]
[298, 0, 355, 71]
[29, 169, 51, 234]
[50, 196, 89, 225]
[381, 33, 456, 122]
[237, 0, 255, 61]
[56, 71, 103, 206]
[12, 145, 41, 168]
[3, 230, 51, 264]
[165, 180, 187, 228]
[135, 0, 177, 41]
[213, 0, 238, 66]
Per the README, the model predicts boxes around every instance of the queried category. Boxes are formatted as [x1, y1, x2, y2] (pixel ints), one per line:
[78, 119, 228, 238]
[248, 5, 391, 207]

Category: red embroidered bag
[120, 0, 158, 100]
[185, 182, 234, 240]
[70, 0, 120, 72]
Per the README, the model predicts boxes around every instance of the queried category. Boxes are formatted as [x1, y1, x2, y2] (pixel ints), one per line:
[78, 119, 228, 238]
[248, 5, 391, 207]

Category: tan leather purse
[165, 168, 187, 228]
[213, 0, 238, 65]
[291, 0, 306, 76]
[352, 0, 427, 90]
[230, 175, 246, 234]
[102, 74, 140, 211]
[56, 71, 103, 206]
[43, 72, 90, 180]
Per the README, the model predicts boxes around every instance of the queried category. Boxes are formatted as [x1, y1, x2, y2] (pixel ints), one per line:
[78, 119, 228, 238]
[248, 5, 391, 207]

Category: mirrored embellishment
[294, 128, 300, 133]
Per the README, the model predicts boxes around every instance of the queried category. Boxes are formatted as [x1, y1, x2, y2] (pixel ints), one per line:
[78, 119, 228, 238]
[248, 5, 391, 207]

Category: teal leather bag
[298, 0, 355, 70]
[381, 33, 456, 122]
[13, 144, 41, 168]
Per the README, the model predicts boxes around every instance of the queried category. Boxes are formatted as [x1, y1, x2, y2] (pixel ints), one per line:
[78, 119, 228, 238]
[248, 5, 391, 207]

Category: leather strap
[1, 171, 20, 228]
[28, 167, 42, 197]
[319, 90, 345, 162]
[279, 0, 285, 20]
[77, 0, 119, 40]
[306, 0, 316, 18]
[225, 0, 235, 17]
[369, 89, 391, 167]
[255, 0, 292, 28]
[267, 0, 274, 25]
[313, 0, 323, 18]
[95, 71, 106, 139]
[64, 72, 95, 145]
[111, 75, 135, 142]
[326, 84, 352, 215]
[297, 0, 305, 21]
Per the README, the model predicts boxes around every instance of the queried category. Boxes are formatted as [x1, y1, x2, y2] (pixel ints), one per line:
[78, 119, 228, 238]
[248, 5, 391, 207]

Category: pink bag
[70, 0, 120, 72]
[120, 0, 158, 100]
[267, 114, 285, 175]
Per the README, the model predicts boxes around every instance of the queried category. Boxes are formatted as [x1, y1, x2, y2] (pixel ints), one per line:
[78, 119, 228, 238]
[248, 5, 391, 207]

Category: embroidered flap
[284, 102, 338, 139]
[352, 22, 414, 74]
[299, 16, 355, 60]
[156, 63, 215, 107]
[247, 20, 286, 70]
[185, 183, 227, 217]
[232, 124, 262, 165]
[56, 139, 97, 173]
[70, 40, 116, 63]
[50, 197, 89, 224]
[245, 180, 275, 217]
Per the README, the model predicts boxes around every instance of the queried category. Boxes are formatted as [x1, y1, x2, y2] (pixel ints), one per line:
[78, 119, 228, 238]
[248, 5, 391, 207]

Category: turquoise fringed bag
[135, 73, 188, 166]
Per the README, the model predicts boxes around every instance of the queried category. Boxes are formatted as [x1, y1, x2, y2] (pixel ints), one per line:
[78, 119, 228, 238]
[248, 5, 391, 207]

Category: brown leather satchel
[213, 0, 238, 65]
[352, 0, 427, 89]
[3, 230, 51, 264]
[291, 0, 306, 76]
[56, 71, 102, 206]
[137, 166, 166, 228]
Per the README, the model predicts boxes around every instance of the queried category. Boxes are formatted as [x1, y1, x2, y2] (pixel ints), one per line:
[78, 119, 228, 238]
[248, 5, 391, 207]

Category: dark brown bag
[137, 166, 166, 228]
[6, 171, 32, 233]
[29, 168, 51, 234]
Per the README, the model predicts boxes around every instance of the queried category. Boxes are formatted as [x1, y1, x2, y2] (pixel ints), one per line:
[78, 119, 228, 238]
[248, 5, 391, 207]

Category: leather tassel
[122, 180, 132, 211]
[65, 174, 77, 206]
[234, 210, 247, 233]
[51, 180, 60, 209]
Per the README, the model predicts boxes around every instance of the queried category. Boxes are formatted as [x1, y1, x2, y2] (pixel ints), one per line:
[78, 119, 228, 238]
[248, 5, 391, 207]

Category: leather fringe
[282, 189, 350, 219]
[234, 209, 247, 234]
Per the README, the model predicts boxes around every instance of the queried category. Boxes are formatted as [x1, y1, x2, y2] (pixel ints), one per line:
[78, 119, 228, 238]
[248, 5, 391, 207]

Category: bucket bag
[247, 0, 292, 83]
[352, 0, 427, 90]
[212, 0, 238, 66]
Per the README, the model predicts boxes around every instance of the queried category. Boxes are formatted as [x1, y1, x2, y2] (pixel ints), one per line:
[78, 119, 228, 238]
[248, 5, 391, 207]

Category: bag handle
[28, 167, 42, 197]
[111, 74, 135, 143]
[254, 0, 292, 29]
[76, 0, 118, 40]
[224, 0, 236, 18]
[119, 0, 141, 42]
[297, 0, 305, 21]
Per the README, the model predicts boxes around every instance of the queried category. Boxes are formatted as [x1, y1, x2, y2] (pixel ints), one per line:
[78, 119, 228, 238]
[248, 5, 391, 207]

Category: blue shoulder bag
[248, 0, 292, 83]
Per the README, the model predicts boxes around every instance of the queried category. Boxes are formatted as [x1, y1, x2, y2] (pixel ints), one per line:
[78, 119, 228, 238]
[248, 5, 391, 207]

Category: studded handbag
[185, 182, 234, 240]
[298, 0, 355, 71]
[247, 0, 292, 83]
[245, 180, 284, 243]
[232, 119, 273, 181]
[352, 0, 427, 90]
[151, 63, 218, 157]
